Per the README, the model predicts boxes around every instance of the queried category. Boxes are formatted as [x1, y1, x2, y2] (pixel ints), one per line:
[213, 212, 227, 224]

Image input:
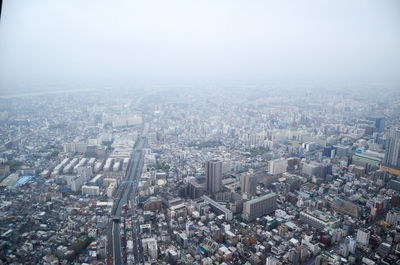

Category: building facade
[243, 192, 277, 221]
[384, 129, 400, 169]
[206, 160, 223, 194]
[241, 174, 257, 196]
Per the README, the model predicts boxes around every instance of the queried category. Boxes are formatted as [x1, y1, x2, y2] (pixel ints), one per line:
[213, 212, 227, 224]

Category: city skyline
[0, 1, 400, 265]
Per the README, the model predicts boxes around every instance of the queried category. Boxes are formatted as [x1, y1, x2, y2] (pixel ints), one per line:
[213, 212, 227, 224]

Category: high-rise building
[187, 180, 205, 199]
[375, 117, 385, 132]
[384, 129, 400, 169]
[356, 228, 370, 246]
[242, 192, 277, 221]
[338, 243, 349, 257]
[241, 174, 257, 195]
[386, 210, 399, 226]
[206, 160, 222, 194]
[288, 249, 300, 265]
[334, 145, 350, 158]
[345, 236, 356, 254]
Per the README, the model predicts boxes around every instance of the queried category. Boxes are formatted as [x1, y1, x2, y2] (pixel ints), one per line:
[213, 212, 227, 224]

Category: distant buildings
[3, 87, 400, 265]
[206, 160, 222, 194]
[243, 192, 277, 221]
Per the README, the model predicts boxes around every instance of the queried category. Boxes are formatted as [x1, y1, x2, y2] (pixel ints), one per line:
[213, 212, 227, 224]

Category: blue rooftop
[16, 176, 33, 185]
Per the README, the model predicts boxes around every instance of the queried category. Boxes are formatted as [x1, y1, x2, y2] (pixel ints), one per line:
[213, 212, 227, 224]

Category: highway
[112, 137, 146, 265]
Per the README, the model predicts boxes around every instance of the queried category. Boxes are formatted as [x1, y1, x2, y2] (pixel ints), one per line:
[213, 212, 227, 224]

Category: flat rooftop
[248, 192, 277, 204]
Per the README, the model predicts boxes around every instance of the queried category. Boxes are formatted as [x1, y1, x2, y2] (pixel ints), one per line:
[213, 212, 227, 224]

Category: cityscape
[1, 0, 400, 265]
[0, 87, 400, 265]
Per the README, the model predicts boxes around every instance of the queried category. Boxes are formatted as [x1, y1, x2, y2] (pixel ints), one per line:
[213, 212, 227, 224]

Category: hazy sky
[0, 0, 399, 93]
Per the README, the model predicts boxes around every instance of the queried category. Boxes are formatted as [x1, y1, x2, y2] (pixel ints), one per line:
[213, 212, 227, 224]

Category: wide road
[130, 178, 145, 264]
[113, 137, 146, 265]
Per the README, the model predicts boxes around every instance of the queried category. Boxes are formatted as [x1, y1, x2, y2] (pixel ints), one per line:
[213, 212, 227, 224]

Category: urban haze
[0, 1, 400, 265]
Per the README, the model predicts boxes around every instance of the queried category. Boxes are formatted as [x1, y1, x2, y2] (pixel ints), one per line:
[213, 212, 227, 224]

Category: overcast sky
[0, 0, 399, 93]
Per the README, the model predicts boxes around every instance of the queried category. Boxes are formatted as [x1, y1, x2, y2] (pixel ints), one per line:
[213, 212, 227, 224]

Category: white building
[266, 256, 280, 265]
[142, 237, 158, 260]
[82, 185, 100, 196]
[107, 183, 116, 198]
[386, 210, 399, 226]
[301, 234, 320, 255]
[356, 228, 370, 246]
[71, 175, 84, 192]
[63, 142, 88, 153]
[113, 161, 121, 172]
[268, 159, 287, 175]
[77, 166, 93, 181]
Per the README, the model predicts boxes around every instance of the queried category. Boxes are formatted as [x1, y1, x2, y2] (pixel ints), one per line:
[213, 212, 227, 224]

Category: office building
[299, 210, 340, 231]
[187, 180, 205, 199]
[206, 160, 222, 194]
[356, 228, 370, 246]
[142, 238, 158, 260]
[302, 163, 321, 177]
[375, 117, 385, 132]
[376, 242, 391, 257]
[338, 243, 349, 257]
[243, 192, 277, 221]
[335, 145, 350, 158]
[386, 210, 399, 226]
[387, 179, 400, 191]
[288, 249, 300, 265]
[241, 173, 257, 195]
[345, 236, 356, 254]
[202, 195, 233, 221]
[302, 162, 332, 179]
[352, 151, 382, 168]
[268, 159, 287, 175]
[384, 129, 400, 169]
[332, 197, 361, 218]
